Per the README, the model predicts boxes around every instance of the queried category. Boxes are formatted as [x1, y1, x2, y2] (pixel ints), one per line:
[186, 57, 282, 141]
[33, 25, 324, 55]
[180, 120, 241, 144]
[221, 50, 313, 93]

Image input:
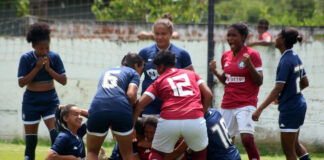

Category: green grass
[0, 140, 323, 160]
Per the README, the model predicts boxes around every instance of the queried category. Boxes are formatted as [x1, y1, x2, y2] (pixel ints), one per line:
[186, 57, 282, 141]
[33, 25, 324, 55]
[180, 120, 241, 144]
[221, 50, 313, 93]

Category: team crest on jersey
[147, 69, 159, 80]
[224, 62, 229, 67]
[238, 60, 245, 69]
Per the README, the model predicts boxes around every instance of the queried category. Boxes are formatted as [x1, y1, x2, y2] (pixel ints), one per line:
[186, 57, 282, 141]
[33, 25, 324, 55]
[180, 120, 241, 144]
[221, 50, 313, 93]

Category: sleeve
[17, 55, 29, 79]
[50, 133, 67, 154]
[276, 61, 290, 83]
[298, 58, 306, 78]
[180, 50, 192, 68]
[138, 49, 147, 62]
[130, 71, 140, 87]
[52, 53, 66, 75]
[250, 51, 262, 71]
[195, 73, 204, 86]
[144, 82, 158, 100]
[77, 123, 87, 137]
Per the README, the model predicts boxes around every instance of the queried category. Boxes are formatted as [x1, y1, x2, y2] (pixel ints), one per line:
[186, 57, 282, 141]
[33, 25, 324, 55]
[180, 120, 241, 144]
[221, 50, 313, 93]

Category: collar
[282, 49, 293, 57]
[156, 43, 171, 51]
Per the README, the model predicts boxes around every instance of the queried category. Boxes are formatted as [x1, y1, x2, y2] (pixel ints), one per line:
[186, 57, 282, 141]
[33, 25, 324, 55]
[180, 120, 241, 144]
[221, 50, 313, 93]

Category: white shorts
[220, 106, 256, 137]
[152, 117, 208, 153]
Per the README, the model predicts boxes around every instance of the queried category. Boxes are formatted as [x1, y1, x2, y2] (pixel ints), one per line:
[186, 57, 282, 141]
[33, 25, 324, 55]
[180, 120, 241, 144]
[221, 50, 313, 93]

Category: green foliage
[0, 0, 29, 17]
[91, 0, 324, 26]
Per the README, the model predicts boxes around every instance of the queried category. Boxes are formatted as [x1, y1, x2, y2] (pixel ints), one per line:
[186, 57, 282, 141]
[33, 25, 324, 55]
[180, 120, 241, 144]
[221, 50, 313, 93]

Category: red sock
[149, 149, 163, 160]
[242, 136, 260, 160]
[192, 148, 207, 160]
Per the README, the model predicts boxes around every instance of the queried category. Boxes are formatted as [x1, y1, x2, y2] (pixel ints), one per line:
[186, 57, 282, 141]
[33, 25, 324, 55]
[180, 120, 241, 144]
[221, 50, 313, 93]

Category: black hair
[26, 22, 51, 45]
[143, 116, 158, 129]
[121, 52, 144, 69]
[281, 27, 303, 49]
[153, 50, 176, 68]
[55, 104, 75, 132]
[258, 19, 269, 30]
[135, 118, 144, 136]
[228, 22, 249, 41]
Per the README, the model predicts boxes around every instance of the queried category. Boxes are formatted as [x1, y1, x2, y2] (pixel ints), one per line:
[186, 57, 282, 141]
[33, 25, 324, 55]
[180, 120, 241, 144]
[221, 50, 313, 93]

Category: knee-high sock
[25, 134, 37, 160]
[242, 136, 260, 160]
[49, 128, 58, 145]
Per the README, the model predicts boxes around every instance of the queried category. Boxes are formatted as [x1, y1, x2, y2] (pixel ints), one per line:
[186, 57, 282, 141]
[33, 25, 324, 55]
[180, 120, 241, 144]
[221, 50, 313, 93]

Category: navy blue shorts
[22, 89, 59, 124]
[279, 103, 306, 132]
[87, 110, 133, 136]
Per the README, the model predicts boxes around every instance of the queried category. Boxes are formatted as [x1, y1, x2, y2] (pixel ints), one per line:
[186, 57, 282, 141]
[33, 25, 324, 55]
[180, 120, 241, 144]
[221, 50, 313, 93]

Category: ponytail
[55, 104, 75, 132]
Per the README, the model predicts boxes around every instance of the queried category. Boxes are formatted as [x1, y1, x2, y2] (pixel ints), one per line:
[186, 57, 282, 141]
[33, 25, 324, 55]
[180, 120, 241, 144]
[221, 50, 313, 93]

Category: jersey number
[210, 118, 232, 149]
[102, 70, 120, 89]
[167, 74, 193, 97]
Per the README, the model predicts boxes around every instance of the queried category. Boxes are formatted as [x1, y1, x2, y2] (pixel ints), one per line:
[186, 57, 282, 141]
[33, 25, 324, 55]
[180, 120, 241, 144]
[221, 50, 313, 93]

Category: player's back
[90, 66, 140, 113]
[149, 68, 204, 119]
[277, 50, 306, 112]
[205, 108, 241, 160]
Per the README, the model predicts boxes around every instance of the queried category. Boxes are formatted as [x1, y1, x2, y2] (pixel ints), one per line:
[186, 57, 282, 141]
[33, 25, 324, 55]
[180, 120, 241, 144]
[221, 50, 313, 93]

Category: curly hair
[26, 22, 51, 45]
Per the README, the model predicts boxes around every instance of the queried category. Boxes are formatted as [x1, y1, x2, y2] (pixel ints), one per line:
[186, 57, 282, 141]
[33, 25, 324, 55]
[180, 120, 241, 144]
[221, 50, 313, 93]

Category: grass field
[0, 140, 323, 160]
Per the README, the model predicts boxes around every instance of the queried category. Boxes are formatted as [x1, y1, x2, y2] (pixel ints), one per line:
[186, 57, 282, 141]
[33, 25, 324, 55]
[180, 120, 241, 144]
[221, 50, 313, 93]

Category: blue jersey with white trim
[89, 67, 140, 114]
[205, 108, 241, 160]
[51, 124, 86, 159]
[138, 43, 192, 114]
[17, 51, 65, 82]
[276, 50, 307, 112]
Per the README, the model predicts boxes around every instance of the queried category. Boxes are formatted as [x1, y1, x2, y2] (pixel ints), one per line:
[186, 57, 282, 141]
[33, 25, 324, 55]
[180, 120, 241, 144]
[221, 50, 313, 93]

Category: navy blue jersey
[51, 124, 87, 159]
[89, 67, 140, 114]
[138, 43, 192, 114]
[18, 51, 65, 82]
[276, 49, 307, 112]
[205, 108, 241, 160]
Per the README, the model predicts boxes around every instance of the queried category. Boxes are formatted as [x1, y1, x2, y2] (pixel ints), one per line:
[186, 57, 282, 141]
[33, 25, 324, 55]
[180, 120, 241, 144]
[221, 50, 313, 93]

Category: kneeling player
[205, 108, 241, 160]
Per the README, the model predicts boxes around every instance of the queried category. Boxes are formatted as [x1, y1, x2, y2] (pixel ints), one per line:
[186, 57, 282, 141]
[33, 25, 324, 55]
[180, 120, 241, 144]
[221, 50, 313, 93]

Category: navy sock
[25, 134, 37, 160]
[49, 128, 58, 145]
[300, 153, 311, 160]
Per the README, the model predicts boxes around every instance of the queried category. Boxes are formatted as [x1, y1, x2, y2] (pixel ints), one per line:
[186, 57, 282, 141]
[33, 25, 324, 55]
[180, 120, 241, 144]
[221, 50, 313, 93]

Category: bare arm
[243, 54, 263, 86]
[80, 109, 88, 118]
[127, 84, 138, 108]
[133, 94, 153, 124]
[301, 76, 309, 90]
[18, 58, 43, 87]
[252, 83, 284, 121]
[185, 65, 194, 72]
[199, 82, 213, 113]
[164, 140, 188, 160]
[209, 60, 226, 84]
[46, 150, 80, 160]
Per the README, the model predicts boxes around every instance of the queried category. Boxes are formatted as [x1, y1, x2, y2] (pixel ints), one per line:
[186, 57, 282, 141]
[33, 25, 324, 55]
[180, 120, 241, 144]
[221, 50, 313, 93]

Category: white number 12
[167, 74, 193, 97]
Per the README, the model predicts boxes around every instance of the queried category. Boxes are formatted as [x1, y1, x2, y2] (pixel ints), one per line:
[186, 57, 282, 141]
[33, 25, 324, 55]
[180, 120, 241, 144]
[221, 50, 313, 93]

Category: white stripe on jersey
[144, 92, 156, 100]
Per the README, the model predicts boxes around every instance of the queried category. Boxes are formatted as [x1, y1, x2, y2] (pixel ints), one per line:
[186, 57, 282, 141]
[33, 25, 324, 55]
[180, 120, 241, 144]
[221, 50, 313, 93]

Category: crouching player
[134, 50, 213, 160]
[87, 53, 144, 160]
[205, 108, 241, 160]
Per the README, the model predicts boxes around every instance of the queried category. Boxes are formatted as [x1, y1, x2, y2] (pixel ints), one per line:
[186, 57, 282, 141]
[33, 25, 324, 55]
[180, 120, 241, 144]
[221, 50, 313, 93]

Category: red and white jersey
[144, 68, 204, 120]
[221, 46, 262, 109]
[259, 32, 272, 42]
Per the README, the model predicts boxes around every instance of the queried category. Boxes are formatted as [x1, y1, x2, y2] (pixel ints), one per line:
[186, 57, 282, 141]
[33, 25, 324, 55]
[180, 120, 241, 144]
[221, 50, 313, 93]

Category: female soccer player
[209, 22, 262, 160]
[138, 16, 194, 117]
[252, 27, 311, 160]
[134, 50, 213, 160]
[86, 53, 144, 160]
[247, 19, 272, 46]
[18, 22, 67, 160]
[46, 104, 88, 160]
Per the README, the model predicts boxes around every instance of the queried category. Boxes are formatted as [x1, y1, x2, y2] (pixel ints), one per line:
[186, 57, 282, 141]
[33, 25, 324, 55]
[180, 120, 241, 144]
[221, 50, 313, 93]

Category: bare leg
[281, 132, 298, 160]
[114, 133, 134, 160]
[87, 134, 106, 160]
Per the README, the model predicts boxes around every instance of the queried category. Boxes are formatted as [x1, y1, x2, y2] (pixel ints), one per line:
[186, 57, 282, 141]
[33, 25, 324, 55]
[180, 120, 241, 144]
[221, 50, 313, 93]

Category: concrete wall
[0, 34, 323, 145]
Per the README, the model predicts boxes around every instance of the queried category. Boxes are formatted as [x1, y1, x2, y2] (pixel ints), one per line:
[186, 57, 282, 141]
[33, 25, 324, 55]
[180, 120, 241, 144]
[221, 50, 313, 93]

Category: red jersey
[259, 32, 272, 41]
[136, 145, 151, 160]
[145, 68, 204, 120]
[221, 46, 262, 109]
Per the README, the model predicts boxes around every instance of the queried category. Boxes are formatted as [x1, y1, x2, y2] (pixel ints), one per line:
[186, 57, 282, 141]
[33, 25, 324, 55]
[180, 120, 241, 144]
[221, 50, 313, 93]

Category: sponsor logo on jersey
[147, 69, 159, 80]
[148, 58, 152, 62]
[73, 146, 78, 150]
[144, 149, 151, 153]
[224, 62, 229, 67]
[280, 123, 285, 127]
[238, 60, 245, 69]
[225, 74, 245, 84]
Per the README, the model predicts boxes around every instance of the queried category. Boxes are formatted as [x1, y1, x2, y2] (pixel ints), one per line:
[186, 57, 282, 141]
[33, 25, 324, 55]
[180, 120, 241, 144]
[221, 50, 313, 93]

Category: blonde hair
[152, 18, 174, 33]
